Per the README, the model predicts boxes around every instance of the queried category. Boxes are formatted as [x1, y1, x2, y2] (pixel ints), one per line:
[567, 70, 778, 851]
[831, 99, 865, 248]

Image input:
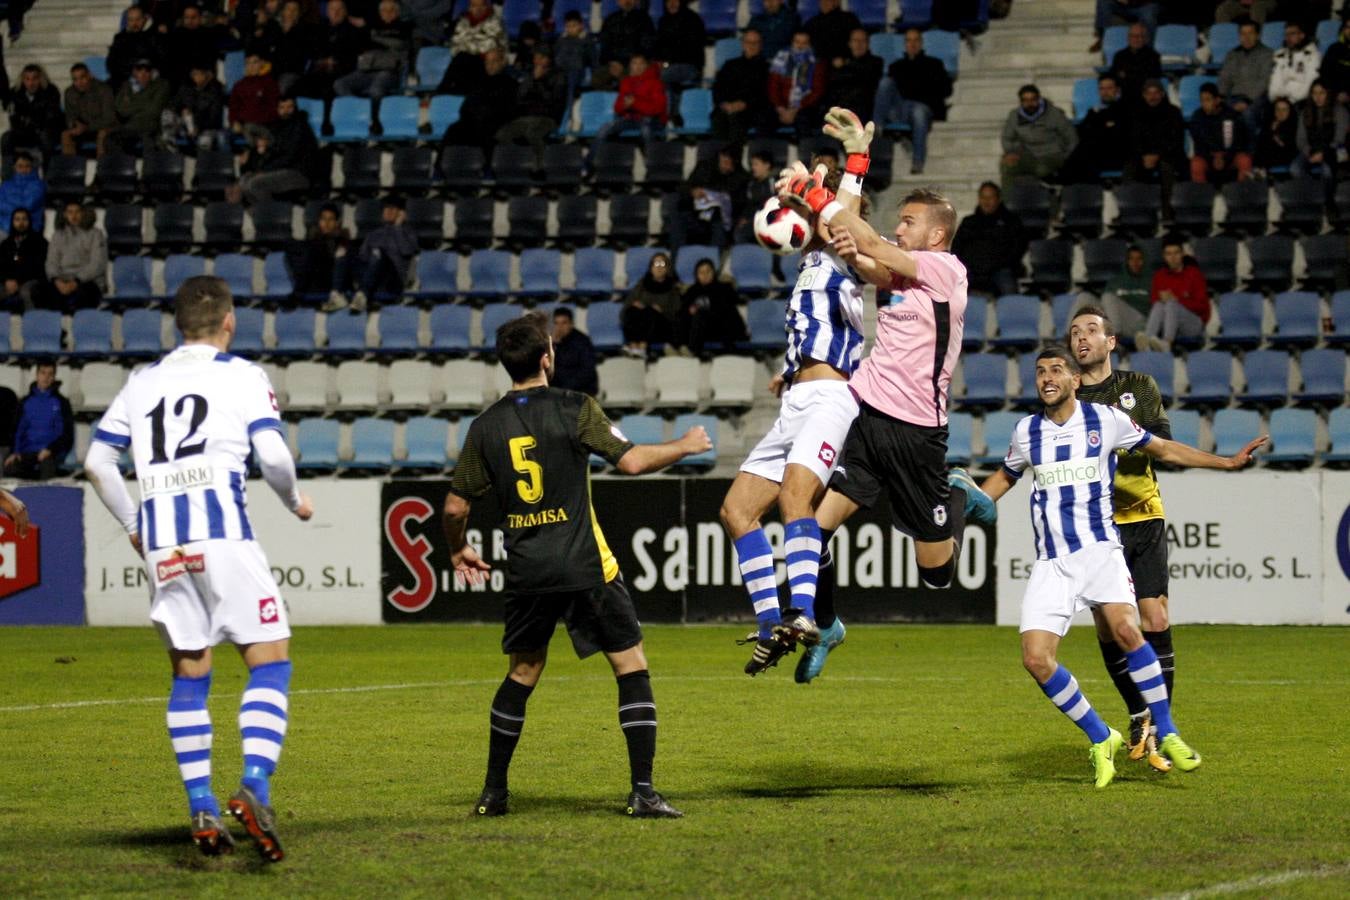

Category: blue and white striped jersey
[1001, 400, 1153, 560]
[782, 246, 865, 380]
[93, 345, 283, 552]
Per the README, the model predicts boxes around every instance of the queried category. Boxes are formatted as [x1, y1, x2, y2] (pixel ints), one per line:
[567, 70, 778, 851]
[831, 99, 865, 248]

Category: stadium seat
[1025, 240, 1073, 293]
[650, 357, 702, 407]
[1049, 292, 1083, 338]
[1246, 234, 1295, 291]
[1177, 74, 1206, 118]
[925, 29, 960, 77]
[580, 302, 621, 353]
[1299, 235, 1344, 290]
[671, 413, 717, 470]
[71, 310, 114, 358]
[1004, 183, 1052, 237]
[591, 143, 637, 194]
[698, 0, 738, 34]
[1270, 291, 1322, 348]
[273, 309, 318, 357]
[141, 149, 185, 201]
[675, 245, 719, 284]
[203, 201, 244, 250]
[518, 248, 562, 298]
[642, 140, 686, 192]
[1192, 235, 1239, 293]
[597, 356, 646, 410]
[121, 308, 164, 358]
[945, 412, 973, 466]
[392, 146, 436, 195]
[428, 304, 472, 354]
[1334, 182, 1350, 232]
[440, 145, 485, 195]
[1206, 22, 1240, 69]
[1326, 408, 1350, 466]
[110, 255, 153, 302]
[1168, 408, 1202, 449]
[675, 89, 713, 137]
[163, 254, 206, 298]
[1111, 183, 1160, 236]
[404, 197, 445, 249]
[491, 144, 538, 195]
[415, 47, 451, 92]
[74, 361, 125, 413]
[1070, 77, 1098, 123]
[250, 201, 296, 248]
[284, 362, 331, 411]
[399, 416, 450, 471]
[95, 152, 138, 200]
[959, 353, 1008, 411]
[607, 194, 652, 248]
[1060, 183, 1105, 237]
[442, 359, 488, 410]
[727, 244, 776, 296]
[506, 196, 549, 249]
[412, 250, 459, 298]
[541, 144, 586, 193]
[334, 360, 380, 408]
[1128, 351, 1175, 403]
[976, 411, 1022, 467]
[1274, 178, 1325, 234]
[231, 306, 265, 356]
[296, 96, 325, 132]
[455, 415, 478, 456]
[466, 250, 513, 300]
[1220, 180, 1269, 235]
[388, 360, 439, 408]
[990, 294, 1042, 350]
[1012, 352, 1041, 409]
[452, 196, 496, 249]
[573, 91, 617, 138]
[1100, 24, 1129, 63]
[152, 203, 196, 253]
[747, 138, 790, 172]
[612, 416, 665, 461]
[378, 95, 420, 140]
[104, 204, 145, 256]
[712, 36, 742, 71]
[1328, 291, 1350, 348]
[478, 303, 520, 350]
[1211, 408, 1263, 457]
[192, 148, 236, 198]
[329, 97, 373, 142]
[553, 195, 598, 249]
[707, 355, 756, 409]
[340, 145, 383, 195]
[1260, 20, 1286, 49]
[1262, 409, 1315, 468]
[894, 0, 934, 29]
[428, 94, 464, 137]
[568, 247, 614, 298]
[1294, 349, 1347, 405]
[747, 298, 787, 351]
[263, 251, 294, 299]
[374, 306, 419, 355]
[325, 310, 369, 356]
[343, 417, 395, 470]
[1212, 292, 1265, 349]
[296, 418, 340, 471]
[19, 310, 62, 357]
[1181, 350, 1233, 407]
[623, 247, 665, 289]
[1237, 349, 1290, 406]
[1170, 181, 1215, 236]
[963, 295, 988, 351]
[1079, 239, 1127, 291]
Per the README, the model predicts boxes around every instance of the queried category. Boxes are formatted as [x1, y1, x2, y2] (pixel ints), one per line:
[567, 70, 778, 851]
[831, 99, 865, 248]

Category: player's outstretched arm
[616, 426, 713, 475]
[979, 468, 1018, 502]
[0, 488, 29, 538]
[442, 492, 490, 586]
[252, 428, 312, 520]
[1141, 434, 1267, 470]
[828, 225, 892, 288]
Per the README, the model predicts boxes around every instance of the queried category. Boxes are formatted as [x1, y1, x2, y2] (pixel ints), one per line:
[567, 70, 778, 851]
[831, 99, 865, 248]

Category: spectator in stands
[550, 307, 599, 397]
[1321, 17, 1350, 104]
[335, 0, 412, 99]
[438, 47, 518, 157]
[108, 5, 164, 87]
[4, 361, 74, 482]
[60, 62, 118, 158]
[873, 28, 952, 176]
[1294, 78, 1348, 182]
[1110, 22, 1162, 107]
[1219, 18, 1275, 138]
[671, 145, 746, 249]
[321, 196, 418, 312]
[1125, 78, 1186, 215]
[1214, 0, 1279, 25]
[1056, 74, 1127, 183]
[252, 0, 312, 96]
[1099, 244, 1152, 339]
[495, 50, 567, 167]
[712, 29, 771, 146]
[678, 258, 748, 356]
[511, 21, 548, 74]
[1269, 21, 1321, 105]
[654, 0, 706, 127]
[999, 84, 1077, 188]
[439, 0, 508, 92]
[804, 0, 862, 67]
[163, 62, 229, 151]
[0, 209, 47, 309]
[554, 11, 596, 104]
[163, 3, 225, 89]
[1143, 236, 1209, 351]
[294, 0, 366, 99]
[592, 52, 667, 149]
[951, 182, 1026, 298]
[287, 202, 354, 305]
[734, 150, 777, 244]
[597, 0, 656, 89]
[0, 384, 17, 460]
[111, 60, 172, 153]
[2, 65, 63, 164]
[237, 95, 320, 204]
[748, 0, 799, 61]
[229, 53, 281, 132]
[826, 29, 883, 124]
[407, 0, 453, 47]
[769, 30, 828, 138]
[1255, 96, 1300, 171]
[622, 252, 680, 358]
[1089, 0, 1157, 53]
[37, 202, 107, 311]
[1188, 81, 1253, 184]
[0, 152, 46, 236]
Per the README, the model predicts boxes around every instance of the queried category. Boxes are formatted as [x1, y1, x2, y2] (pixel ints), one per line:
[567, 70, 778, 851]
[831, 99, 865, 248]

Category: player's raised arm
[781, 169, 922, 282]
[0, 488, 29, 538]
[1141, 434, 1267, 470]
[979, 467, 1018, 502]
[615, 426, 713, 475]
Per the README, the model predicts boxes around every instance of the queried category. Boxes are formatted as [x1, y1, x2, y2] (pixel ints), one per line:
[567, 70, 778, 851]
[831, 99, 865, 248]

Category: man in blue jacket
[5, 360, 74, 481]
[0, 152, 46, 237]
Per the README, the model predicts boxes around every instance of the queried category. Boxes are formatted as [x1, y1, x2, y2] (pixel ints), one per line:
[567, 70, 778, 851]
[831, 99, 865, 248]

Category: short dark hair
[1036, 345, 1080, 374]
[563, 9, 582, 21]
[1068, 304, 1116, 338]
[750, 150, 774, 166]
[70, 62, 89, 74]
[13, 151, 34, 166]
[1097, 73, 1117, 85]
[1018, 83, 1040, 97]
[978, 180, 1000, 195]
[1235, 17, 1257, 30]
[497, 313, 551, 382]
[319, 202, 340, 218]
[34, 358, 57, 372]
[901, 187, 957, 249]
[553, 306, 574, 322]
[175, 276, 233, 340]
[1162, 234, 1185, 252]
[1199, 81, 1219, 97]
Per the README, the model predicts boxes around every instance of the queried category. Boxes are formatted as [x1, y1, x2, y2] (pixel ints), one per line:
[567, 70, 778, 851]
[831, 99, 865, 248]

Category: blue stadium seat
[990, 294, 1042, 350]
[947, 412, 973, 466]
[573, 91, 617, 138]
[273, 309, 318, 356]
[676, 89, 713, 136]
[1168, 409, 1202, 449]
[1181, 350, 1233, 407]
[894, 0, 933, 29]
[413, 250, 459, 298]
[675, 245, 719, 284]
[1260, 20, 1285, 50]
[213, 253, 255, 298]
[727, 244, 775, 296]
[1212, 292, 1265, 349]
[870, 33, 903, 65]
[1012, 352, 1041, 409]
[713, 36, 742, 71]
[415, 47, 451, 92]
[1236, 350, 1290, 406]
[1050, 293, 1082, 338]
[1206, 22, 1240, 70]
[1071, 77, 1098, 123]
[585, 302, 624, 352]
[672, 413, 718, 470]
[1177, 74, 1206, 119]
[429, 304, 472, 354]
[223, 50, 245, 90]
[264, 251, 294, 298]
[466, 250, 513, 300]
[1293, 349, 1347, 405]
[71, 310, 114, 357]
[428, 94, 464, 136]
[20, 310, 62, 357]
[1211, 408, 1261, 457]
[121, 308, 164, 358]
[960, 353, 1008, 411]
[851, 0, 888, 29]
[923, 29, 961, 78]
[1101, 25, 1129, 64]
[1265, 408, 1316, 467]
[1193, 235, 1239, 293]
[1326, 408, 1350, 465]
[976, 411, 1022, 467]
[699, 0, 738, 34]
[111, 255, 153, 302]
[962, 295, 989, 352]
[1329, 291, 1350, 348]
[1300, 234, 1344, 289]
[295, 97, 325, 132]
[518, 248, 562, 298]
[1155, 24, 1198, 71]
[1026, 240, 1073, 293]
[296, 418, 341, 471]
[455, 415, 477, 457]
[624, 247, 666, 289]
[401, 416, 450, 471]
[1317, 18, 1339, 53]
[747, 298, 786, 350]
[163, 254, 207, 298]
[328, 97, 373, 142]
[344, 417, 395, 470]
[1128, 351, 1175, 403]
[478, 303, 519, 350]
[326, 311, 368, 355]
[84, 55, 109, 81]
[232, 306, 265, 356]
[615, 414, 665, 447]
[502, 0, 542, 38]
[378, 96, 421, 140]
[377, 306, 420, 354]
[1270, 292, 1321, 348]
[572, 247, 617, 297]
[1246, 234, 1295, 291]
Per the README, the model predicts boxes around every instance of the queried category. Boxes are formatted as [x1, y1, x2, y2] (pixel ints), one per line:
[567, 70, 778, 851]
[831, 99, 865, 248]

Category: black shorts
[828, 402, 951, 543]
[501, 577, 643, 659]
[1120, 518, 1169, 600]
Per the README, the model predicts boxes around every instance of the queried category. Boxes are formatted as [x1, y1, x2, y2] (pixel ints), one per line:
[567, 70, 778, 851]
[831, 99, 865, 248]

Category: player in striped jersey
[85, 276, 312, 860]
[720, 108, 870, 679]
[979, 347, 1263, 787]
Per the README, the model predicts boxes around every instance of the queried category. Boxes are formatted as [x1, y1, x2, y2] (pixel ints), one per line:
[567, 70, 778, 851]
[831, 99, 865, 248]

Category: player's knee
[719, 500, 751, 536]
[1112, 618, 1144, 652]
[1139, 599, 1169, 632]
[1022, 648, 1055, 681]
[918, 556, 955, 589]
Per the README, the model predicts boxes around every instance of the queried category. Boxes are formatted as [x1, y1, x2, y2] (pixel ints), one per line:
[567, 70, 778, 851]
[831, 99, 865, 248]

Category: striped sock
[617, 670, 657, 797]
[1126, 643, 1177, 737]
[486, 677, 533, 790]
[734, 529, 780, 639]
[1144, 628, 1175, 698]
[239, 660, 291, 807]
[784, 518, 822, 621]
[1040, 665, 1111, 744]
[168, 673, 217, 817]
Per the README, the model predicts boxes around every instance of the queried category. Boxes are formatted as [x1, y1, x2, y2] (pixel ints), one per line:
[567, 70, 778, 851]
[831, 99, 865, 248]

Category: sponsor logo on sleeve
[818, 441, 836, 467]
[259, 597, 280, 624]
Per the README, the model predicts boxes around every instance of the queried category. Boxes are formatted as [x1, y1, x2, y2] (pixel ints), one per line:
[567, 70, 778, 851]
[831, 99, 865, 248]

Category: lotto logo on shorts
[259, 597, 280, 624]
[818, 441, 836, 467]
[155, 553, 204, 584]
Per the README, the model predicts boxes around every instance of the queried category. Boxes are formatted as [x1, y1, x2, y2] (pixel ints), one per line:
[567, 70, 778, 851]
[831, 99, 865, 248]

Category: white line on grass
[1150, 863, 1350, 899]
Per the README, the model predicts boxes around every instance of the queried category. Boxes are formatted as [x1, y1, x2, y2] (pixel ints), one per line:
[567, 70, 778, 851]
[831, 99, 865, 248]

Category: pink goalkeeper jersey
[850, 250, 967, 427]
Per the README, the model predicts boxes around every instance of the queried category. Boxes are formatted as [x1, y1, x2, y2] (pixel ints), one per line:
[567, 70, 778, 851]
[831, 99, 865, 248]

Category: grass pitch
[0, 624, 1346, 898]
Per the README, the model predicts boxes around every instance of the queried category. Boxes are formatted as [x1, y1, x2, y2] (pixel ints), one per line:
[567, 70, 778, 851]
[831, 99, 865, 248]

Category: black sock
[485, 677, 533, 791]
[947, 484, 968, 554]
[1098, 639, 1148, 717]
[617, 670, 657, 796]
[1144, 628, 1175, 700]
[816, 529, 837, 629]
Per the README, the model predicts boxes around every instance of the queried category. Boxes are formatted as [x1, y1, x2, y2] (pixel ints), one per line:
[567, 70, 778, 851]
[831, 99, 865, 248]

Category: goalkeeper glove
[782, 166, 837, 216]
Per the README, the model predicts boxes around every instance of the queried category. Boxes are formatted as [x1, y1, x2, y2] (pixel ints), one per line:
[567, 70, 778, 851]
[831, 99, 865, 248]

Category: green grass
[1, 625, 1347, 898]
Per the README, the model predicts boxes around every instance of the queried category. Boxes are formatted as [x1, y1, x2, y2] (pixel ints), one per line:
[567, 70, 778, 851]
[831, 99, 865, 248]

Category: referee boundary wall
[0, 473, 1344, 626]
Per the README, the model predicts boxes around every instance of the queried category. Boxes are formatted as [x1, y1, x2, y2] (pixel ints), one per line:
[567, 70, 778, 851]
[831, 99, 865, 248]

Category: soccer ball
[753, 198, 811, 256]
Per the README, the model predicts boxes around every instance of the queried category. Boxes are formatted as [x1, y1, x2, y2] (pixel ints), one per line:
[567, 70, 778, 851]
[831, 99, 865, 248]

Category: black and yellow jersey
[449, 387, 635, 594]
[1077, 370, 1171, 524]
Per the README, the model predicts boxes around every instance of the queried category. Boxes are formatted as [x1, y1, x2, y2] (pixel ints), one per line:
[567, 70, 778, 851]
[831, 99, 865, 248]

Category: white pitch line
[1150, 863, 1350, 899]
